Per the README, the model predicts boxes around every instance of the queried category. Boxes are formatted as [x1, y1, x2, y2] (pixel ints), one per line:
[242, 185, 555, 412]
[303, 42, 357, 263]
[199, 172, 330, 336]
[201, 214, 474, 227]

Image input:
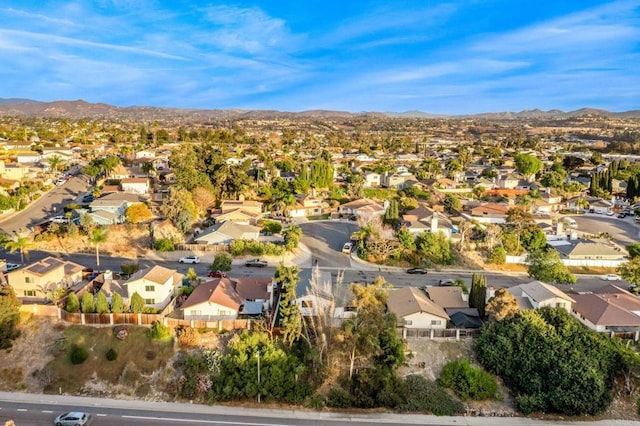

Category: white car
[53, 411, 91, 425]
[601, 274, 622, 281]
[50, 215, 67, 223]
[179, 255, 200, 264]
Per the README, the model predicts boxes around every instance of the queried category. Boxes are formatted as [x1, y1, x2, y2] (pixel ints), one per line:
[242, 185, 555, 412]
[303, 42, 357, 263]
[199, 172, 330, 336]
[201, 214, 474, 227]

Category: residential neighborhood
[1, 108, 640, 421]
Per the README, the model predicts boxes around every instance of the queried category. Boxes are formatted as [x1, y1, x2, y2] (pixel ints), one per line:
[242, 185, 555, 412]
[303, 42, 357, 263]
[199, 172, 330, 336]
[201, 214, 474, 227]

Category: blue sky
[1, 1, 639, 114]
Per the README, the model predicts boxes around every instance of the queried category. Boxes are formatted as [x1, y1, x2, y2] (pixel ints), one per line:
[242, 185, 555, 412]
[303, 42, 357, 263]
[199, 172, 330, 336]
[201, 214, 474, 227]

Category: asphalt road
[570, 213, 640, 247]
[0, 392, 627, 426]
[299, 221, 358, 268]
[0, 176, 90, 235]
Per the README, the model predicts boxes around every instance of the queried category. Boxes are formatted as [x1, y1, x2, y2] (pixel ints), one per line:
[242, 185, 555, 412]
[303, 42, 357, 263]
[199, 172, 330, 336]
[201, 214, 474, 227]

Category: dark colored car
[245, 259, 268, 267]
[406, 267, 428, 274]
[208, 270, 228, 278]
[82, 194, 94, 203]
[618, 212, 627, 218]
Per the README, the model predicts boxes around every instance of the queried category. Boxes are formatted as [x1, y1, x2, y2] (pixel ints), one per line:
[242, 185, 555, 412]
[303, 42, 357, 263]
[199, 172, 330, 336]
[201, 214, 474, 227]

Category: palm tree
[3, 231, 35, 264]
[89, 227, 109, 269]
[47, 155, 63, 175]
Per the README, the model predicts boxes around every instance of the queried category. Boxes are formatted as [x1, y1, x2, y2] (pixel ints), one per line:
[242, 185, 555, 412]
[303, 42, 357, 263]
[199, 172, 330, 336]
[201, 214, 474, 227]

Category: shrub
[105, 348, 118, 361]
[262, 220, 282, 234]
[65, 293, 79, 313]
[400, 375, 464, 415]
[326, 387, 353, 408]
[154, 238, 175, 252]
[175, 326, 198, 347]
[120, 261, 140, 276]
[305, 394, 325, 410]
[489, 246, 507, 265]
[439, 359, 498, 401]
[70, 344, 89, 364]
[148, 321, 172, 341]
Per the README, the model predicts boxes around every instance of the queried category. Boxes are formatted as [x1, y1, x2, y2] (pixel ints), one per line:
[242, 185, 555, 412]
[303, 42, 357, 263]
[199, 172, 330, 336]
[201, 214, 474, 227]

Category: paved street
[0, 391, 633, 426]
[570, 213, 640, 247]
[0, 176, 90, 235]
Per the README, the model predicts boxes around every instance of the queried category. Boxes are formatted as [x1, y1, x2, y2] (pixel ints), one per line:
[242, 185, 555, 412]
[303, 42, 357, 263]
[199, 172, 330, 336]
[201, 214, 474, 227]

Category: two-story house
[124, 265, 183, 310]
[7, 256, 84, 300]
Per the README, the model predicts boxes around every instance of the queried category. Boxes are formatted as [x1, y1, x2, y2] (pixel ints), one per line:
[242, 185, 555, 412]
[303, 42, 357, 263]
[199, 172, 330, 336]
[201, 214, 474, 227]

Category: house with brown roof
[571, 287, 640, 335]
[424, 286, 468, 309]
[338, 198, 387, 220]
[386, 287, 449, 330]
[7, 256, 85, 300]
[507, 281, 575, 312]
[181, 278, 243, 320]
[91, 270, 128, 304]
[288, 195, 329, 218]
[470, 203, 509, 224]
[402, 204, 454, 239]
[124, 265, 183, 310]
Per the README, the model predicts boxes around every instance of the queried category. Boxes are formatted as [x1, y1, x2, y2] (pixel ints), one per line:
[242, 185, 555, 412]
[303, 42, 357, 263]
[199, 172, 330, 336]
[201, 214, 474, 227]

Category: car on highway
[245, 258, 268, 267]
[179, 255, 200, 264]
[208, 270, 228, 278]
[601, 273, 622, 281]
[406, 267, 428, 274]
[53, 411, 91, 426]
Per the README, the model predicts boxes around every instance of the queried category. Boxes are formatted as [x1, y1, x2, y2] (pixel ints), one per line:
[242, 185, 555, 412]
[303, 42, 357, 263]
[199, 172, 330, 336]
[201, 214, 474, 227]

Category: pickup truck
[245, 259, 268, 268]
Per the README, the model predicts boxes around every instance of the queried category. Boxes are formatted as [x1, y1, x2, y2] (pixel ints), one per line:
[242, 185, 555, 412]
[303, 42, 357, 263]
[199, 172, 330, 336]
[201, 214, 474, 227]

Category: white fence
[506, 255, 626, 268]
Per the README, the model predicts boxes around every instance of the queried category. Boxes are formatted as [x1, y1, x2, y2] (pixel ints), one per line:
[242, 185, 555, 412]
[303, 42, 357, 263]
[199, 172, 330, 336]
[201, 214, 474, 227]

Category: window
[301, 300, 313, 308]
[144, 298, 155, 305]
[145, 285, 155, 292]
[556, 302, 565, 309]
[24, 290, 36, 297]
[404, 320, 413, 326]
[25, 277, 35, 284]
[431, 320, 442, 326]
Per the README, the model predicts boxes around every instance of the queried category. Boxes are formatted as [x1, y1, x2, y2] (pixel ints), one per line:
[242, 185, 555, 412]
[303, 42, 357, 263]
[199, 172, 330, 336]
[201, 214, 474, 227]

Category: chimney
[431, 213, 438, 233]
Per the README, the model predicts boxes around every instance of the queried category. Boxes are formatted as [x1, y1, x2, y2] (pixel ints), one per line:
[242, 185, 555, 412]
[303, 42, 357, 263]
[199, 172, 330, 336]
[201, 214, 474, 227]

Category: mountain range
[0, 98, 639, 120]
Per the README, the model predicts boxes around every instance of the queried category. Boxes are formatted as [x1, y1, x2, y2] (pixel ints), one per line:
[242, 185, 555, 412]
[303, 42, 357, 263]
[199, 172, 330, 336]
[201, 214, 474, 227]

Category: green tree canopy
[129, 292, 145, 313]
[526, 248, 577, 285]
[95, 292, 109, 314]
[0, 284, 21, 349]
[81, 292, 95, 313]
[65, 292, 79, 313]
[274, 264, 302, 346]
[514, 153, 543, 178]
[619, 257, 640, 287]
[110, 293, 125, 314]
[210, 252, 233, 272]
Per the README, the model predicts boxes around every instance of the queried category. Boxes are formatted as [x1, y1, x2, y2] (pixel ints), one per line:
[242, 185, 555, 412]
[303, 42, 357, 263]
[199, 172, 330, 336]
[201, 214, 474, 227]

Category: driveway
[299, 221, 359, 268]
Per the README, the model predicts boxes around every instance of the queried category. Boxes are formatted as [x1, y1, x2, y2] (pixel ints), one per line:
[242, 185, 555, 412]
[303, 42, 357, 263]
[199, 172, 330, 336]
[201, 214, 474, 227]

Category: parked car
[208, 270, 228, 278]
[601, 274, 622, 281]
[50, 215, 67, 223]
[179, 255, 200, 264]
[342, 242, 353, 253]
[82, 194, 94, 203]
[618, 212, 627, 218]
[438, 278, 456, 286]
[245, 259, 268, 267]
[406, 267, 428, 274]
[53, 411, 91, 426]
[606, 210, 615, 216]
[55, 178, 66, 186]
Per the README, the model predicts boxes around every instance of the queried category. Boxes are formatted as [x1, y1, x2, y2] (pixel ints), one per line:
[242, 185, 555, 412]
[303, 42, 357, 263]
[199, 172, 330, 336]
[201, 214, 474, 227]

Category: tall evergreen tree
[275, 264, 302, 346]
[469, 273, 488, 319]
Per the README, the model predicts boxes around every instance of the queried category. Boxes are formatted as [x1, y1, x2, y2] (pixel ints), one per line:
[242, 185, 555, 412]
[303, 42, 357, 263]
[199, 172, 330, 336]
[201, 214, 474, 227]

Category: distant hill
[1, 98, 639, 120]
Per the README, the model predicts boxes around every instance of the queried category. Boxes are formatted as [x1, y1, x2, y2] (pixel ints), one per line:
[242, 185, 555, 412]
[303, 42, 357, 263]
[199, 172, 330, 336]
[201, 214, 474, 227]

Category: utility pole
[256, 350, 261, 403]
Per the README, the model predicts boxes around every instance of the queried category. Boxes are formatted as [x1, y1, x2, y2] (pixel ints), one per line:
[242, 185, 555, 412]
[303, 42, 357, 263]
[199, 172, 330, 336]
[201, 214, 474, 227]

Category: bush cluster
[230, 239, 285, 256]
[148, 321, 172, 341]
[154, 238, 175, 252]
[105, 348, 118, 361]
[438, 359, 498, 401]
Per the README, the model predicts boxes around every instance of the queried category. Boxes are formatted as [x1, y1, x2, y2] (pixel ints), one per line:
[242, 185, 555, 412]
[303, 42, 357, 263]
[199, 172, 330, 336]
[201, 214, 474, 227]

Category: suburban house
[386, 287, 449, 330]
[7, 256, 84, 300]
[566, 196, 612, 214]
[235, 277, 273, 316]
[362, 171, 381, 188]
[533, 192, 564, 214]
[89, 192, 142, 224]
[212, 199, 264, 224]
[506, 281, 575, 312]
[92, 270, 128, 304]
[382, 171, 416, 189]
[550, 239, 627, 267]
[120, 178, 150, 194]
[571, 285, 640, 336]
[402, 204, 454, 239]
[288, 195, 329, 218]
[194, 221, 261, 245]
[424, 286, 468, 309]
[470, 203, 510, 224]
[0, 161, 31, 181]
[181, 278, 243, 320]
[16, 152, 41, 164]
[124, 265, 183, 310]
[41, 147, 74, 164]
[338, 198, 387, 220]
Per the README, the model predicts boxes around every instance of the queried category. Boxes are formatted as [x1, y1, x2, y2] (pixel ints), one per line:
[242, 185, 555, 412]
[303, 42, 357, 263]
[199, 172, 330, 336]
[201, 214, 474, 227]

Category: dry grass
[44, 325, 174, 395]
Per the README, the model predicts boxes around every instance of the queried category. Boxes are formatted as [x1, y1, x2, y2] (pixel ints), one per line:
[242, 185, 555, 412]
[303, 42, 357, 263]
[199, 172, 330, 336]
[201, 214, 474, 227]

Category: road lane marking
[97, 413, 107, 416]
[42, 410, 53, 413]
[122, 416, 288, 426]
[17, 409, 27, 412]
